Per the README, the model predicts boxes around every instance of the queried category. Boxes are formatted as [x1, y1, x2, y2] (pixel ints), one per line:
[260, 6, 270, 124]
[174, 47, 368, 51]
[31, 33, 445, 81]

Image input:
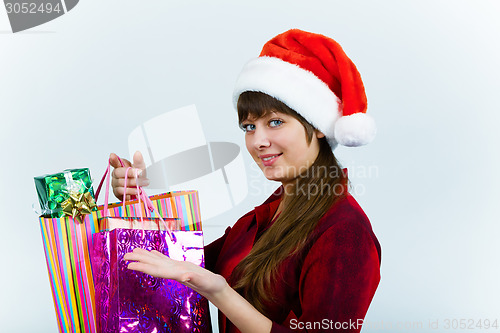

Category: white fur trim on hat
[233, 56, 341, 143]
[334, 113, 376, 147]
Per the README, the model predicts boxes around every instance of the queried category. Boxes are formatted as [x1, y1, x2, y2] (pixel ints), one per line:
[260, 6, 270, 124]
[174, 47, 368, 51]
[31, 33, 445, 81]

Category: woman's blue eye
[241, 124, 255, 132]
[269, 119, 283, 127]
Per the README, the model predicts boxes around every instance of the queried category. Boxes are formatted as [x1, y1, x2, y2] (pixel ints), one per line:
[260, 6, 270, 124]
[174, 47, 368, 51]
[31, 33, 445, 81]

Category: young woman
[112, 29, 381, 333]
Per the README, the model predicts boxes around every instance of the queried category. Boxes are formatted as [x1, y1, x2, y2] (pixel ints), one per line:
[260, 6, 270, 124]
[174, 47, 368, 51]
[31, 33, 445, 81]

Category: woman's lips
[261, 153, 282, 166]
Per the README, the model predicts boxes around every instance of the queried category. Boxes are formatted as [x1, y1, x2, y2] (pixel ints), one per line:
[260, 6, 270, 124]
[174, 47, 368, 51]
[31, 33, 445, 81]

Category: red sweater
[205, 187, 381, 333]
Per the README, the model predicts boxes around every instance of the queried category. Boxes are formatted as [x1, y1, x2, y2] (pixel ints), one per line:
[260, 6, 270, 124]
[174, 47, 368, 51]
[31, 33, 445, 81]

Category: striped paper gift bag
[39, 212, 100, 333]
[39, 189, 203, 332]
[96, 191, 203, 231]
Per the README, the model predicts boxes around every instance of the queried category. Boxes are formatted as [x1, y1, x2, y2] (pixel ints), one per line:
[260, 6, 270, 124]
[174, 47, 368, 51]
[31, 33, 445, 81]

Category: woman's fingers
[125, 248, 187, 275]
[111, 176, 150, 192]
[111, 167, 150, 187]
[126, 261, 151, 274]
[125, 247, 156, 257]
[125, 249, 176, 279]
[112, 184, 139, 200]
[109, 153, 131, 169]
[112, 184, 146, 195]
[109, 151, 149, 201]
[151, 250, 166, 258]
[110, 168, 149, 201]
[112, 167, 148, 183]
[132, 151, 147, 178]
[124, 248, 228, 297]
[125, 248, 168, 263]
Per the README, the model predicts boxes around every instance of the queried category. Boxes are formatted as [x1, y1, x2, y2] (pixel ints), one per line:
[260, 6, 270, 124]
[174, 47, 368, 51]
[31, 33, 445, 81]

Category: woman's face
[241, 110, 324, 187]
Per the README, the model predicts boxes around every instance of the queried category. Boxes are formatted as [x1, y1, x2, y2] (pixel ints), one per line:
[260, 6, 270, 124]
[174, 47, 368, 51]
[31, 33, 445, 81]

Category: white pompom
[334, 113, 377, 147]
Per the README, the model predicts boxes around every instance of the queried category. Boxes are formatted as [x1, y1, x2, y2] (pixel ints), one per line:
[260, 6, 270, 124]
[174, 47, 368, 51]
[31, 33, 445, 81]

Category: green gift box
[34, 168, 96, 218]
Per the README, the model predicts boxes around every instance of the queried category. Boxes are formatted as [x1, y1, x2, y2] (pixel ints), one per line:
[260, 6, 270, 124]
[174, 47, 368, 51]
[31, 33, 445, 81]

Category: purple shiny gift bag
[91, 228, 211, 333]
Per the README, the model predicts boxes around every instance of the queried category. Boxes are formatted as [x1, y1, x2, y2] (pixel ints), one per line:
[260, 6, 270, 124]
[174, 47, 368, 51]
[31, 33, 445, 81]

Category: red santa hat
[233, 29, 376, 148]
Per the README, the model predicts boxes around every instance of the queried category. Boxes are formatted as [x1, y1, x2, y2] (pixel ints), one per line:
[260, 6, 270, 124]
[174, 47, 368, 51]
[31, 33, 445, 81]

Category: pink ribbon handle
[133, 169, 172, 236]
[93, 162, 112, 218]
[95, 155, 130, 218]
[95, 154, 173, 240]
[95, 155, 125, 203]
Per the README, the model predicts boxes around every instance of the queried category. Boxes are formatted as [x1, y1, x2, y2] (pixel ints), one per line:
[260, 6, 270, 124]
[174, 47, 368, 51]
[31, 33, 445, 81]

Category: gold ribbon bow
[61, 191, 97, 221]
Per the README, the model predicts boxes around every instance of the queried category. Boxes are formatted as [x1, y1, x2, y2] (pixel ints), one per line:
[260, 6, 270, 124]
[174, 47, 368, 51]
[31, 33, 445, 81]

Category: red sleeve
[204, 226, 232, 272]
[270, 220, 381, 333]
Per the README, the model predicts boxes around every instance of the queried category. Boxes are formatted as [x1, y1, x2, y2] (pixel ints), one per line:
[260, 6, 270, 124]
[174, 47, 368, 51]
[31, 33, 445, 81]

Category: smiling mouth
[262, 153, 282, 161]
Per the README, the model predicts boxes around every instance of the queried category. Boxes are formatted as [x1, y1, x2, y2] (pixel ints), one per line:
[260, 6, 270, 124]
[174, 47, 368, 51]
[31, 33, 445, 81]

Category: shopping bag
[99, 190, 202, 231]
[93, 158, 202, 231]
[92, 228, 209, 333]
[97, 216, 176, 232]
[38, 180, 99, 333]
[37, 158, 207, 333]
[91, 165, 211, 333]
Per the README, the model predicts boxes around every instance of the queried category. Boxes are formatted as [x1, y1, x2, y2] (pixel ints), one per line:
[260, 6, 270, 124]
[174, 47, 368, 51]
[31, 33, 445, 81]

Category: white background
[1, 1, 499, 332]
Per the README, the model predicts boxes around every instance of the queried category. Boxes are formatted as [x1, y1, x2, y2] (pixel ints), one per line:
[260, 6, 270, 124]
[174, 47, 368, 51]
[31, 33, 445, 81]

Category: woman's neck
[271, 200, 284, 222]
[273, 181, 295, 221]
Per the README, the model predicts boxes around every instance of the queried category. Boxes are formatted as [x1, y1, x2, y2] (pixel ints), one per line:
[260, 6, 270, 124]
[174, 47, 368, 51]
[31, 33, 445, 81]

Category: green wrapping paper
[34, 168, 96, 218]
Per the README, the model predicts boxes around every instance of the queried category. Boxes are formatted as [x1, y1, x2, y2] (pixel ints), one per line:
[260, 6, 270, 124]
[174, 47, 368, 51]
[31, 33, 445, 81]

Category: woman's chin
[263, 172, 285, 183]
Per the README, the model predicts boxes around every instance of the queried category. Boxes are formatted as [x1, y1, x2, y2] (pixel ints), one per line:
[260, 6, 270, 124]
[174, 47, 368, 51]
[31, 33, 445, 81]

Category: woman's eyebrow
[261, 111, 278, 119]
[242, 110, 279, 123]
[241, 117, 255, 123]
[243, 114, 263, 122]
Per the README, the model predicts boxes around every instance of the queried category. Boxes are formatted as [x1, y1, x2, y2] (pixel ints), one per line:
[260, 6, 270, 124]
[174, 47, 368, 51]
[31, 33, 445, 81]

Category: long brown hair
[233, 91, 347, 313]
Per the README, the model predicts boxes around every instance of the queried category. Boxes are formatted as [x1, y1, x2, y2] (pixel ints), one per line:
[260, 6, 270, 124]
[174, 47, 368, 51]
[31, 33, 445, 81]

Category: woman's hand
[124, 248, 272, 333]
[109, 151, 150, 201]
[123, 248, 228, 299]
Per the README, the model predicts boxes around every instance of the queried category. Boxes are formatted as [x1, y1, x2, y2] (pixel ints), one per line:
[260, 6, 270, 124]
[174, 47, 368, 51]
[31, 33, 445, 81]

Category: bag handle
[128, 168, 173, 237]
[95, 155, 133, 217]
[121, 166, 156, 220]
[95, 155, 126, 201]
[95, 155, 173, 239]
[122, 167, 134, 216]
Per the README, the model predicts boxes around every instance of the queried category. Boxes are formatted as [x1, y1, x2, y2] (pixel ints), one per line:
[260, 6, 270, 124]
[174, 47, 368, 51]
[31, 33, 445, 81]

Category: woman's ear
[315, 130, 325, 139]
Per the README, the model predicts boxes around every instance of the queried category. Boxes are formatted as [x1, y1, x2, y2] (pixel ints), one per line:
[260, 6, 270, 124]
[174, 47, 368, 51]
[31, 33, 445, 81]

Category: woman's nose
[253, 128, 271, 149]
